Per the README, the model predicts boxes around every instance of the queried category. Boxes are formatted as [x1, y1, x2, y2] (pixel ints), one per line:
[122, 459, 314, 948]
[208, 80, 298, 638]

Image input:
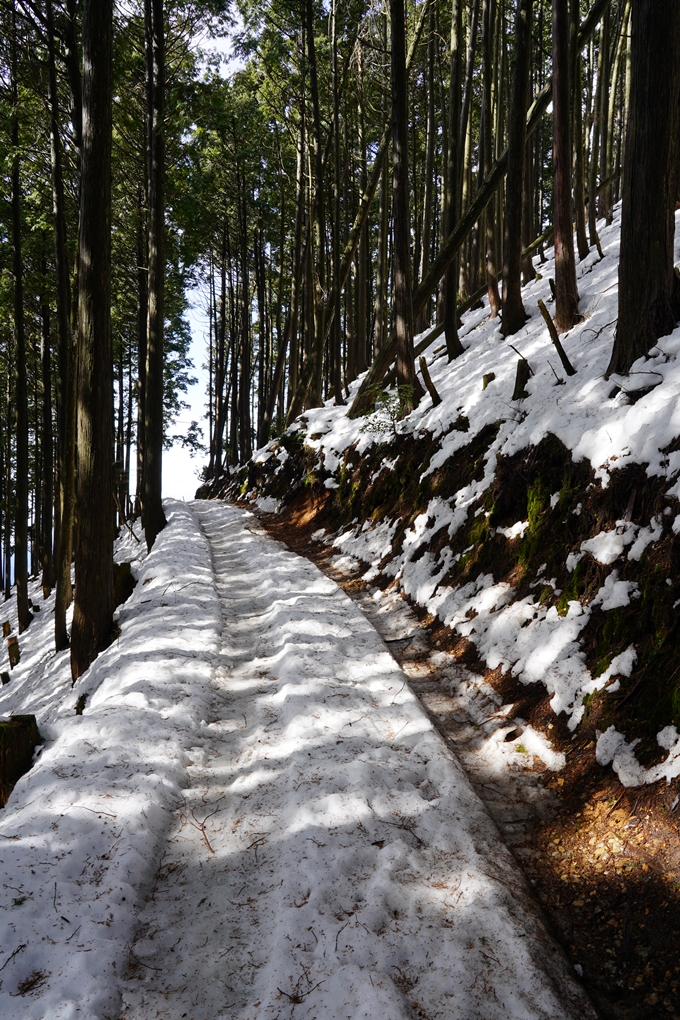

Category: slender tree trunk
[263, 116, 305, 437]
[356, 41, 369, 376]
[10, 2, 31, 634]
[71, 0, 114, 679]
[40, 270, 54, 593]
[573, 52, 589, 260]
[606, 0, 680, 375]
[331, 0, 344, 401]
[588, 25, 603, 248]
[391, 0, 416, 411]
[305, 0, 326, 409]
[46, 0, 74, 626]
[143, 0, 167, 550]
[501, 0, 532, 336]
[374, 31, 389, 358]
[416, 6, 437, 336]
[605, 0, 630, 222]
[598, 7, 610, 225]
[552, 0, 580, 332]
[443, 0, 465, 359]
[481, 0, 501, 317]
[4, 358, 11, 603]
[135, 184, 147, 511]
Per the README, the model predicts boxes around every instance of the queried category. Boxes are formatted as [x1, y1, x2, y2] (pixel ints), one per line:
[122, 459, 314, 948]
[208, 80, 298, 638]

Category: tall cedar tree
[501, 0, 532, 336]
[552, 0, 579, 331]
[48, 0, 77, 651]
[443, 0, 465, 360]
[391, 0, 416, 411]
[10, 1, 31, 634]
[606, 1, 680, 375]
[71, 0, 114, 679]
[143, 0, 167, 550]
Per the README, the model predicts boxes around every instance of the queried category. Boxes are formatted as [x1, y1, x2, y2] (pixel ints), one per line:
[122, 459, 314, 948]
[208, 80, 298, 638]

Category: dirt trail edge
[121, 501, 597, 1020]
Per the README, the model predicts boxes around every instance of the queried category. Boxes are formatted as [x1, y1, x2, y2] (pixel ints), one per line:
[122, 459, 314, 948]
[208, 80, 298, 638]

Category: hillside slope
[212, 206, 680, 791]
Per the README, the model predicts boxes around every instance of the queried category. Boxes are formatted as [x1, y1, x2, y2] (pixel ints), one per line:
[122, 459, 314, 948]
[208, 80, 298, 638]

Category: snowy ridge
[246, 206, 680, 788]
[0, 501, 220, 1017]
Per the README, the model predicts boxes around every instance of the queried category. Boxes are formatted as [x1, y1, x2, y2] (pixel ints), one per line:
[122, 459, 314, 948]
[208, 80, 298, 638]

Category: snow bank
[0, 501, 220, 1018]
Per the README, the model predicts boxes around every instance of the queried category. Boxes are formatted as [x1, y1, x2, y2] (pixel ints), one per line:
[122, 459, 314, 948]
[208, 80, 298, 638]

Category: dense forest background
[1, 0, 679, 677]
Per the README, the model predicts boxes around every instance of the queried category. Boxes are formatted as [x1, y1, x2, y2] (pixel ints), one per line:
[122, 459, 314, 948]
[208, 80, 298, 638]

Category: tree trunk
[262, 114, 305, 438]
[480, 0, 501, 317]
[588, 25, 603, 249]
[71, 0, 114, 680]
[443, 0, 465, 359]
[606, 0, 680, 376]
[416, 6, 437, 336]
[573, 51, 589, 260]
[501, 0, 532, 336]
[331, 0, 344, 401]
[3, 359, 10, 602]
[135, 184, 147, 512]
[142, 0, 167, 551]
[10, 1, 31, 635]
[305, 0, 326, 409]
[390, 0, 416, 411]
[40, 272, 54, 593]
[552, 0, 580, 332]
[356, 41, 369, 377]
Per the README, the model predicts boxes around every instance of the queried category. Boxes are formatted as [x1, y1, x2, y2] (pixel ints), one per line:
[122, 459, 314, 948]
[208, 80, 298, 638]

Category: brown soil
[243, 487, 680, 1020]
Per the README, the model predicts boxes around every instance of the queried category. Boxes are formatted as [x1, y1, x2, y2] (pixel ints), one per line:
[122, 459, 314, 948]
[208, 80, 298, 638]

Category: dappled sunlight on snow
[120, 502, 594, 1020]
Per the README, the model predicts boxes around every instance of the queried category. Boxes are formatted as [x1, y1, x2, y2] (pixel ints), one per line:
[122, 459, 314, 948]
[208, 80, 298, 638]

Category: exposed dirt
[242, 488, 680, 1020]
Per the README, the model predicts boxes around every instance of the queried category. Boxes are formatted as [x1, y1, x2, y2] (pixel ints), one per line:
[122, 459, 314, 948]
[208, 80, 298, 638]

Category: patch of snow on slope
[597, 724, 680, 787]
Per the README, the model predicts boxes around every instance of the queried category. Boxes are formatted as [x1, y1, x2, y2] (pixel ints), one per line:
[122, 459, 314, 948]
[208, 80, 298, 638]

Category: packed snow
[250, 205, 680, 789]
[0, 501, 596, 1018]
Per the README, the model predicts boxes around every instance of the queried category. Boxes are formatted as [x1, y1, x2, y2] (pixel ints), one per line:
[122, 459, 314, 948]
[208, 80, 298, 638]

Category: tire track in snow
[121, 501, 597, 1020]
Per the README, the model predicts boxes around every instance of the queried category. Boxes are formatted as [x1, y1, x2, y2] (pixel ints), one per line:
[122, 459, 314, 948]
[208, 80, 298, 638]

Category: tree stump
[512, 358, 532, 400]
[7, 636, 20, 669]
[0, 715, 42, 807]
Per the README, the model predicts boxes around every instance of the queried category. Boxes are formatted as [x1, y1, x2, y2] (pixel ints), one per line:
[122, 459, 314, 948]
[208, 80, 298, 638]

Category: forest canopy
[2, 0, 679, 678]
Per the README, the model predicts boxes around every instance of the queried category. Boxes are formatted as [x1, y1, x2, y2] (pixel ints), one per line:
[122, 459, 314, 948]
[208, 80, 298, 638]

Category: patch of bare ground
[246, 490, 680, 1020]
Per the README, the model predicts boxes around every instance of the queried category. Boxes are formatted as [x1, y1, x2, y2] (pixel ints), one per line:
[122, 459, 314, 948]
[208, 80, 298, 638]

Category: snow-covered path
[121, 502, 595, 1020]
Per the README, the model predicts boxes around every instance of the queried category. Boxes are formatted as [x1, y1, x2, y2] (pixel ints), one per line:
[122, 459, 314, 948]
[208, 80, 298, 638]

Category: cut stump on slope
[0, 714, 42, 807]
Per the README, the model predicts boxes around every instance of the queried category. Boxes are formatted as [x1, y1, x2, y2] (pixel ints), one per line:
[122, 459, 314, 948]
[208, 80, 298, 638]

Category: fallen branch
[0, 943, 26, 972]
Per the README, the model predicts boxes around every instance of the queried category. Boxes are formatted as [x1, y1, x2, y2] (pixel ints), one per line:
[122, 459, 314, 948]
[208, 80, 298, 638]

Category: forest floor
[256, 491, 680, 1020]
[0, 499, 599, 1020]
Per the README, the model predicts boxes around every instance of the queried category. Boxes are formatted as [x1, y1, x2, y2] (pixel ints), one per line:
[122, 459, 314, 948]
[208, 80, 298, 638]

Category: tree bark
[71, 0, 114, 680]
[552, 0, 580, 332]
[606, 0, 680, 376]
[142, 0, 167, 550]
[501, 0, 532, 336]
